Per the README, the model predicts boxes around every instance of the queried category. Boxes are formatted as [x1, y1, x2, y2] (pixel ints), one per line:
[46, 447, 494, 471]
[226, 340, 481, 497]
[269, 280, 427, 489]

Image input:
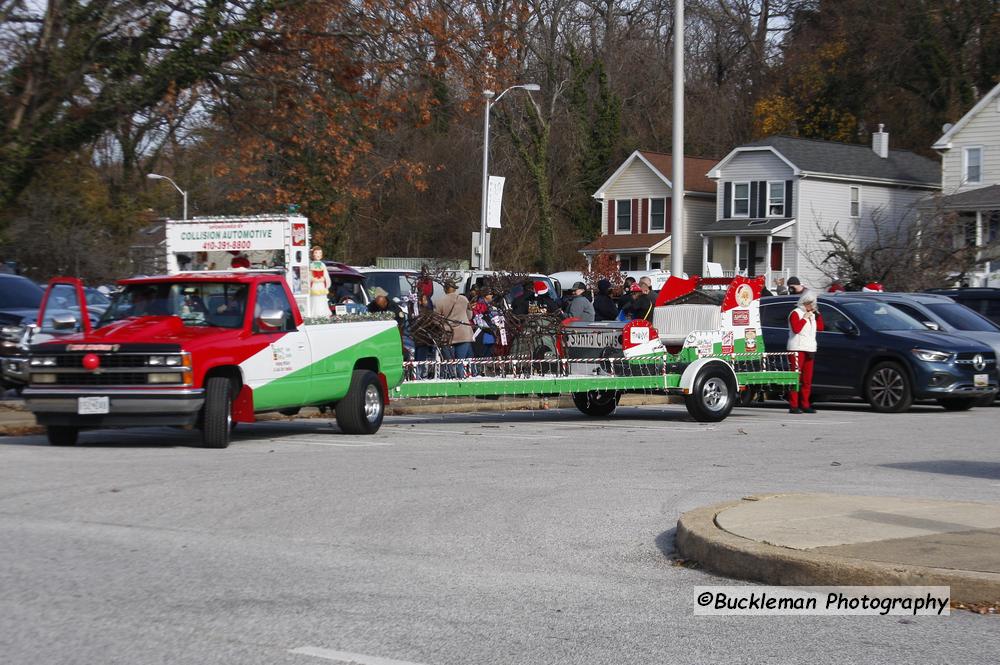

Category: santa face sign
[735, 283, 754, 307]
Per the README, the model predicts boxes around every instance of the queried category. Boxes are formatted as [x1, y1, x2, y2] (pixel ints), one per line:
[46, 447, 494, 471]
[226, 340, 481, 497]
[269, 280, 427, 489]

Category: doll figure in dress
[308, 247, 332, 317]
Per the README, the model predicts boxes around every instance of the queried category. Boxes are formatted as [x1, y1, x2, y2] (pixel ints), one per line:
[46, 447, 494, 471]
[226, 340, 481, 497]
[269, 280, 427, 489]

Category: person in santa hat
[862, 281, 884, 292]
[787, 291, 824, 414]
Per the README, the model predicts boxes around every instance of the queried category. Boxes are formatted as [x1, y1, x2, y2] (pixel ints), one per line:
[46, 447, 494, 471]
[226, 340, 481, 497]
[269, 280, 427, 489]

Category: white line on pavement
[546, 422, 717, 432]
[289, 646, 430, 665]
[386, 427, 565, 440]
[279, 439, 395, 447]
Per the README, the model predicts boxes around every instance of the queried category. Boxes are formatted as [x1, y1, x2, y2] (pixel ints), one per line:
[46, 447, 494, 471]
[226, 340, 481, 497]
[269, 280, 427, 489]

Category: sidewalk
[677, 493, 1000, 606]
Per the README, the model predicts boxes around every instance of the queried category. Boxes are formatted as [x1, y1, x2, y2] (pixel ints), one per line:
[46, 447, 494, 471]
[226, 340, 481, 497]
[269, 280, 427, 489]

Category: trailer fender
[679, 358, 739, 394]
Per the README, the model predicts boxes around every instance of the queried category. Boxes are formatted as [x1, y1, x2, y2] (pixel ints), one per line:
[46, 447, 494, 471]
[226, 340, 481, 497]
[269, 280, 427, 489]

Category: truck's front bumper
[23, 388, 205, 428]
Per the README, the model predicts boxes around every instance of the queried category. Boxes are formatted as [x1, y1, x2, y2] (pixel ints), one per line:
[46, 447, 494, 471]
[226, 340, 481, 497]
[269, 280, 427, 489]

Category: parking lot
[1, 402, 997, 664]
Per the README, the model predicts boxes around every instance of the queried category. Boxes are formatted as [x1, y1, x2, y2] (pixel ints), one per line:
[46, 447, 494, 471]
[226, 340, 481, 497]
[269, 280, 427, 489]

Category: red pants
[789, 351, 815, 408]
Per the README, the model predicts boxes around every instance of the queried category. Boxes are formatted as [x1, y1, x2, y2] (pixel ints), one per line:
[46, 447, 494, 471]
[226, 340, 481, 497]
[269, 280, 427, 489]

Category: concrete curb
[675, 495, 1000, 605]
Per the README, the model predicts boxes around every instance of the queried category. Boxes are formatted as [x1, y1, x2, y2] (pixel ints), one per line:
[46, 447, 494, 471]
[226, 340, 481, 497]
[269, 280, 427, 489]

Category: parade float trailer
[22, 272, 797, 447]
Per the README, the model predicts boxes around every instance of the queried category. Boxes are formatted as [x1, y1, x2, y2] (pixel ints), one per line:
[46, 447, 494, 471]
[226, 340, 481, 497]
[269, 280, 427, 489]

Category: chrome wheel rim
[871, 368, 904, 408]
[702, 378, 729, 412]
[364, 384, 382, 423]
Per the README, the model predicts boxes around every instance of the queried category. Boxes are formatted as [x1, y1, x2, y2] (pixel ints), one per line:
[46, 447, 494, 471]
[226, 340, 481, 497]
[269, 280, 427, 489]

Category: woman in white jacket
[787, 291, 824, 413]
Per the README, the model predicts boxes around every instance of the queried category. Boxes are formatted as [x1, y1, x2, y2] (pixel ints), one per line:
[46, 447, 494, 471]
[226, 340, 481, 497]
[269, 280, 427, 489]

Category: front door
[241, 282, 313, 410]
[813, 303, 868, 394]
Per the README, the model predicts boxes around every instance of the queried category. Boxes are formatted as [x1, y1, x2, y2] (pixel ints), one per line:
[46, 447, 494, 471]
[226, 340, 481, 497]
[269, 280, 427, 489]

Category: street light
[479, 82, 540, 270]
[147, 173, 188, 220]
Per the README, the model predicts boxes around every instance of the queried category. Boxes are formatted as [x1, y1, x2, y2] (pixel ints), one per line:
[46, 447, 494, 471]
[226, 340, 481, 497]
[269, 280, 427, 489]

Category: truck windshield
[98, 282, 249, 329]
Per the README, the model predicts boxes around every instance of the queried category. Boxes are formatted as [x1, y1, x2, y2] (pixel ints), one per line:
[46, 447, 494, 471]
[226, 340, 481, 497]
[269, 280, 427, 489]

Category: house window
[732, 183, 750, 217]
[964, 147, 982, 184]
[616, 199, 632, 233]
[649, 198, 666, 232]
[767, 181, 785, 217]
[850, 187, 861, 218]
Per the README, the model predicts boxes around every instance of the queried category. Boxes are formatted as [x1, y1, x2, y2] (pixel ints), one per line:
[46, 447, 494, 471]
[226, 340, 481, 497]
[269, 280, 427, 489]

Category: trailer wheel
[47, 426, 78, 446]
[201, 376, 233, 449]
[336, 370, 384, 434]
[685, 365, 736, 422]
[572, 390, 620, 417]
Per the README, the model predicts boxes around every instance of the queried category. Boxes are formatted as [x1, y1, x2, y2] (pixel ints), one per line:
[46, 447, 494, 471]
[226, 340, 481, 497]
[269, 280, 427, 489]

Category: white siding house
[705, 132, 940, 290]
[584, 151, 718, 275]
[930, 81, 1000, 286]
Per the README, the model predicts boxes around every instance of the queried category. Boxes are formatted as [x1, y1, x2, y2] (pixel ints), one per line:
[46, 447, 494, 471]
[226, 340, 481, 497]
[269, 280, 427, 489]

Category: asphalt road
[1, 402, 998, 664]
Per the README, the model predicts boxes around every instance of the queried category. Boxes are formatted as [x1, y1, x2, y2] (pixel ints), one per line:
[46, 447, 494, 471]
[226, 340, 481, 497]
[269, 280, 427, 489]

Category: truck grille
[55, 354, 151, 369]
[54, 372, 150, 386]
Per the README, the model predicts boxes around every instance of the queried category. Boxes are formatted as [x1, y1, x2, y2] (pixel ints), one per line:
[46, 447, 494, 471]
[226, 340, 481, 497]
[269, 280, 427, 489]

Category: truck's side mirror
[257, 309, 285, 331]
[51, 314, 78, 331]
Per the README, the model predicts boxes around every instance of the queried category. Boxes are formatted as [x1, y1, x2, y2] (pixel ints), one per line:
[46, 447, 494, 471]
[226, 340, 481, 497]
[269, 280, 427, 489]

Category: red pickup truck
[23, 273, 405, 447]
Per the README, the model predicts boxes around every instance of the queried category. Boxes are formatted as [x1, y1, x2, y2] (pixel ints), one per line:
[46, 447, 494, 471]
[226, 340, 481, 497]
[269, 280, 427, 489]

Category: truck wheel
[47, 426, 78, 446]
[865, 361, 912, 413]
[572, 390, 620, 417]
[685, 365, 736, 422]
[938, 397, 976, 411]
[336, 370, 384, 434]
[201, 376, 233, 449]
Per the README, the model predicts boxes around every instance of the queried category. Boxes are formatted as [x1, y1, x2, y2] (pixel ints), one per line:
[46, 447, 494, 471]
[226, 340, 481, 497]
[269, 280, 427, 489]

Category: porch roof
[922, 184, 1000, 211]
[580, 233, 672, 254]
[700, 218, 795, 237]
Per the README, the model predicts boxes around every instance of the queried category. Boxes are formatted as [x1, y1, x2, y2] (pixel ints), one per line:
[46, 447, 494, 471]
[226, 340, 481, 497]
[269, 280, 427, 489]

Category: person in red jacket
[787, 291, 823, 413]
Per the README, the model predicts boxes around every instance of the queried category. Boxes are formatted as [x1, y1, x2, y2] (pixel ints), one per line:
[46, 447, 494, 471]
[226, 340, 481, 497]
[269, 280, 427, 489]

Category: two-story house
[704, 132, 940, 289]
[930, 81, 1000, 286]
[581, 151, 718, 274]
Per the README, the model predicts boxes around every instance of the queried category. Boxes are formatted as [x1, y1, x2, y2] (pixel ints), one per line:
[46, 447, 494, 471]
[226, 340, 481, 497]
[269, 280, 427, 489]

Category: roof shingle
[744, 135, 939, 185]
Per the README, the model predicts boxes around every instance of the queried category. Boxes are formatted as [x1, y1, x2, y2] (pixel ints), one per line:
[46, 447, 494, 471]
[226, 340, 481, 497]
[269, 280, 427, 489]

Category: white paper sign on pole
[486, 176, 505, 229]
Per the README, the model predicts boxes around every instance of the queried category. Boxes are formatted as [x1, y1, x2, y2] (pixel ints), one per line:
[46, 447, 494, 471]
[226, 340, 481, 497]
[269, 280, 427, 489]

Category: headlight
[164, 355, 182, 366]
[1, 325, 25, 340]
[29, 357, 57, 367]
[911, 348, 952, 362]
[31, 373, 57, 383]
[148, 355, 165, 366]
[147, 372, 183, 384]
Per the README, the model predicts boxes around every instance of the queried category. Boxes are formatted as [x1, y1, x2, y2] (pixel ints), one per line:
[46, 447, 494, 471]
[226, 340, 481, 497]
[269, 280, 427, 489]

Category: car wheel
[201, 376, 233, 449]
[865, 361, 912, 413]
[47, 426, 78, 446]
[572, 390, 620, 417]
[336, 370, 384, 434]
[937, 398, 976, 411]
[685, 365, 736, 422]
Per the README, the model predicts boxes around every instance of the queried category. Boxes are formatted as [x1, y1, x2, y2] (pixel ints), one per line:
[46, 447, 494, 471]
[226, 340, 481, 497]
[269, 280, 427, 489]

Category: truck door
[242, 281, 314, 410]
[38, 277, 92, 335]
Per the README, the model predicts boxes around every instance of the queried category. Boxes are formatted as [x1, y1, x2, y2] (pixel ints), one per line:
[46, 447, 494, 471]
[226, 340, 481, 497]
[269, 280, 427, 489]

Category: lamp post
[479, 82, 540, 270]
[147, 173, 188, 220]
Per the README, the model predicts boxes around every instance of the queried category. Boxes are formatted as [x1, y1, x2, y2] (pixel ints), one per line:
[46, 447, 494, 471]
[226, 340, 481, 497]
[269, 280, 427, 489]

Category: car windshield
[0, 277, 44, 309]
[363, 272, 413, 301]
[98, 282, 249, 329]
[926, 303, 1000, 332]
[842, 301, 926, 331]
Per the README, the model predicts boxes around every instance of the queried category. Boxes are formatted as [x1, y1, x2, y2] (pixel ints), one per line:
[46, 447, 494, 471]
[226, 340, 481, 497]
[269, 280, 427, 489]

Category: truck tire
[865, 361, 912, 413]
[47, 426, 78, 446]
[938, 397, 976, 411]
[684, 365, 736, 422]
[201, 376, 233, 449]
[336, 370, 384, 434]
[572, 390, 620, 417]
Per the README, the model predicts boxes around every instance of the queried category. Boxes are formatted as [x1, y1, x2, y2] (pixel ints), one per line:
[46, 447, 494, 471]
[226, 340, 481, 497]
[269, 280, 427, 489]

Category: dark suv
[760, 295, 998, 412]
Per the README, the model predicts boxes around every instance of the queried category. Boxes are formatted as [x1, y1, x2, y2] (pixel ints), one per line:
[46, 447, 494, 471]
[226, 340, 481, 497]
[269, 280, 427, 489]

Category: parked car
[323, 261, 368, 313]
[760, 295, 998, 412]
[356, 268, 445, 303]
[925, 288, 1000, 327]
[860, 292, 1000, 404]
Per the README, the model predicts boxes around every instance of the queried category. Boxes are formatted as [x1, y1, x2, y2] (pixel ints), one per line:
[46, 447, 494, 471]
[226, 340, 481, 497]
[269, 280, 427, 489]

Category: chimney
[872, 124, 889, 159]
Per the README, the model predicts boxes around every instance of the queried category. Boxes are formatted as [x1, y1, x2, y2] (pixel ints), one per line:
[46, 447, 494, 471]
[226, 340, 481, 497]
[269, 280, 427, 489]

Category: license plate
[974, 373, 989, 388]
[78, 396, 110, 415]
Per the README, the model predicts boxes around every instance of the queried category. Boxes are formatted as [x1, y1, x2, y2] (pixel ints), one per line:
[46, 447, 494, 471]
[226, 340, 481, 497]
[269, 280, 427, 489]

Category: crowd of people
[371, 275, 667, 378]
